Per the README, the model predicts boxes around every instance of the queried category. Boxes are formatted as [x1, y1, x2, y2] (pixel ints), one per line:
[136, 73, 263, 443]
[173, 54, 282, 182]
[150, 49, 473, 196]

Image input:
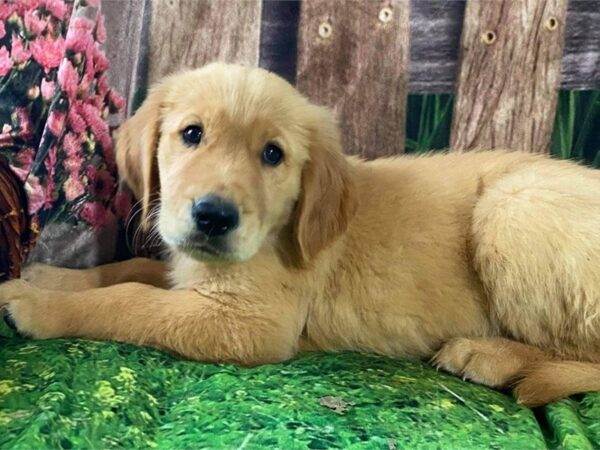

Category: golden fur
[2, 63, 600, 406]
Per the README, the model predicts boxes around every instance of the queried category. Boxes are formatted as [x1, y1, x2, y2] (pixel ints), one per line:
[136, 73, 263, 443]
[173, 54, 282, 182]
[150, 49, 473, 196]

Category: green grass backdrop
[406, 91, 600, 166]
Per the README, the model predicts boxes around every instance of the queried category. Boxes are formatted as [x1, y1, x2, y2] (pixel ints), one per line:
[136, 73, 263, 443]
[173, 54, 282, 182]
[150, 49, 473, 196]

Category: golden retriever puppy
[2, 63, 600, 406]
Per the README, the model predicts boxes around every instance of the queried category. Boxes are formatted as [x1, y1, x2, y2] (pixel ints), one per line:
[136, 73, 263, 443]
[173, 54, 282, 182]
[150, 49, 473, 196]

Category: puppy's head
[117, 63, 356, 265]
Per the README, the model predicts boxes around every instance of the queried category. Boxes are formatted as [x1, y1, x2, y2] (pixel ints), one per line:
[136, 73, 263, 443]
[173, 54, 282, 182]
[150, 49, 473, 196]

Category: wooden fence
[102, 0, 600, 159]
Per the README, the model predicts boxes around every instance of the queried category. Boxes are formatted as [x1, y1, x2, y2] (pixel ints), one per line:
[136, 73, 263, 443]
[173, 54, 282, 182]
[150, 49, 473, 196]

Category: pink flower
[41, 78, 55, 100]
[80, 103, 105, 133]
[41, 0, 67, 20]
[0, 4, 17, 21]
[11, 165, 30, 182]
[24, 9, 47, 35]
[109, 90, 126, 112]
[17, 0, 41, 14]
[58, 60, 79, 98]
[46, 16, 57, 35]
[87, 166, 116, 199]
[89, 93, 104, 110]
[72, 16, 95, 32]
[16, 147, 35, 170]
[11, 147, 35, 181]
[64, 156, 83, 175]
[63, 132, 84, 175]
[26, 169, 56, 213]
[96, 75, 109, 97]
[15, 108, 33, 138]
[78, 73, 93, 98]
[0, 46, 13, 76]
[80, 201, 110, 229]
[113, 190, 132, 220]
[67, 105, 87, 133]
[63, 132, 82, 157]
[83, 49, 94, 79]
[47, 110, 65, 136]
[25, 175, 45, 214]
[0, 21, 5, 39]
[10, 36, 31, 64]
[30, 35, 64, 72]
[83, 45, 109, 79]
[43, 176, 55, 210]
[93, 48, 109, 73]
[11, 165, 27, 181]
[63, 151, 83, 175]
[95, 13, 106, 43]
[45, 145, 58, 180]
[80, 102, 111, 150]
[65, 27, 92, 54]
[64, 175, 85, 201]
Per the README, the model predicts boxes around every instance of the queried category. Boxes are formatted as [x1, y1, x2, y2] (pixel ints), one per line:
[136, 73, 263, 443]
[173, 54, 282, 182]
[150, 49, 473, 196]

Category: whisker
[136, 202, 163, 252]
[126, 194, 162, 254]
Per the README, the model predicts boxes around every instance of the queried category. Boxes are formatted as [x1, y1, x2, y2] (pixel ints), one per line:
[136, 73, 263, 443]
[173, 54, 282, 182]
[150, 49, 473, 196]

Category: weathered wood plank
[259, 0, 300, 84]
[408, 0, 599, 93]
[148, 0, 262, 83]
[409, 0, 464, 94]
[450, 0, 568, 154]
[561, 0, 600, 91]
[297, 0, 410, 158]
[103, 0, 598, 99]
[103, 0, 151, 116]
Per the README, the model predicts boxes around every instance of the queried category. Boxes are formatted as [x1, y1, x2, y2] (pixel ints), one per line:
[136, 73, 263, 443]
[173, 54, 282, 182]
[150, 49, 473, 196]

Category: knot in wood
[318, 21, 332, 39]
[481, 30, 497, 45]
[545, 17, 559, 31]
[378, 7, 393, 23]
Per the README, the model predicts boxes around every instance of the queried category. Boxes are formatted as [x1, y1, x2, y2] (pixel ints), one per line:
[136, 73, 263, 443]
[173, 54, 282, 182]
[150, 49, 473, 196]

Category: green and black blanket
[1, 320, 598, 449]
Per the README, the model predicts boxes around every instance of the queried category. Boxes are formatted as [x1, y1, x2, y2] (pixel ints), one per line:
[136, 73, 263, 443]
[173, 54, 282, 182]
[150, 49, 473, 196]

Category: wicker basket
[0, 157, 31, 281]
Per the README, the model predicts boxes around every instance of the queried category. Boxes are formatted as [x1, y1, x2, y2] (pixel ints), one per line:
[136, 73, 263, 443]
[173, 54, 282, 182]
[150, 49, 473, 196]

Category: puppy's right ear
[292, 106, 357, 266]
[115, 85, 165, 227]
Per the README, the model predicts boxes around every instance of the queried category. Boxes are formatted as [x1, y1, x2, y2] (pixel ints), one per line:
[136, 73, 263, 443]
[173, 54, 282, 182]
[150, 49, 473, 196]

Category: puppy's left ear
[115, 83, 166, 227]
[293, 107, 358, 265]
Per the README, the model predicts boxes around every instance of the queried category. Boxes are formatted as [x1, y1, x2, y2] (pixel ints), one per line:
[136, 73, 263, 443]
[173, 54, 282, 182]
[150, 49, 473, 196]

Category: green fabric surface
[1, 320, 598, 449]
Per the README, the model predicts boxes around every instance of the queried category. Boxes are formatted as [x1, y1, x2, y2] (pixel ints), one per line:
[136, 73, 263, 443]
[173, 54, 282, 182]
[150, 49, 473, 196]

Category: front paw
[1, 280, 62, 339]
[22, 263, 75, 290]
[432, 338, 513, 388]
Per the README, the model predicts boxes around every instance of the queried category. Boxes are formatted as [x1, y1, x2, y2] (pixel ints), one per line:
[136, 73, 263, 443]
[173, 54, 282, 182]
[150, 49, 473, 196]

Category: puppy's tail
[514, 361, 600, 407]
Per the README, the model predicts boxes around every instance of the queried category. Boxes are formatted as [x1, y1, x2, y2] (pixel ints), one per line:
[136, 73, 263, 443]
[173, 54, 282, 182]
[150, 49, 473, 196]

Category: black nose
[191, 195, 239, 237]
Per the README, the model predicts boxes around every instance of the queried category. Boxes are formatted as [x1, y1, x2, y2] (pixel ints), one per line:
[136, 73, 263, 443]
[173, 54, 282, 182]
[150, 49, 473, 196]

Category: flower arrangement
[0, 0, 131, 241]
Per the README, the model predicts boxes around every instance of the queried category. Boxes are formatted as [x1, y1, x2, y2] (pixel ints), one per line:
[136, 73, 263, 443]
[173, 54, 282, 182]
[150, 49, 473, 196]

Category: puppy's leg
[468, 164, 600, 404]
[514, 361, 600, 407]
[0, 280, 299, 365]
[432, 337, 551, 388]
[22, 258, 169, 291]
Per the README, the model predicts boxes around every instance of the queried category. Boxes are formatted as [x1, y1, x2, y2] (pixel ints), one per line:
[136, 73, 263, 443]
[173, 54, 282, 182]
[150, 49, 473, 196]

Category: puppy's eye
[182, 125, 203, 146]
[262, 143, 284, 166]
